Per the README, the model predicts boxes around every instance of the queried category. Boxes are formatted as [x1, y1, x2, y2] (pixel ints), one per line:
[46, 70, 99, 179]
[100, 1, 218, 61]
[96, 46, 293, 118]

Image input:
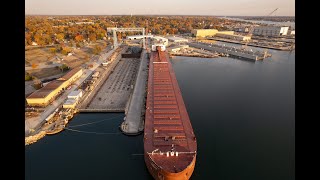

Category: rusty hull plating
[144, 46, 197, 180]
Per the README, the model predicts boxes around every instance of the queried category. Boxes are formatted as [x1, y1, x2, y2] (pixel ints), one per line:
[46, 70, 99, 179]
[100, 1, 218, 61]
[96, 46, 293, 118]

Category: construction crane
[243, 8, 278, 49]
[267, 8, 278, 16]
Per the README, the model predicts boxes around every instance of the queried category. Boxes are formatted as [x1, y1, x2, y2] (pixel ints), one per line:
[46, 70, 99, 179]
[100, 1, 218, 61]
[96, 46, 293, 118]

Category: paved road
[25, 43, 122, 136]
[25, 63, 62, 70]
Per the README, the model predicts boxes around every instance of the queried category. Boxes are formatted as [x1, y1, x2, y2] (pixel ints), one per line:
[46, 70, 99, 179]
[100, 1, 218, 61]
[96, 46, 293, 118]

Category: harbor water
[25, 49, 295, 180]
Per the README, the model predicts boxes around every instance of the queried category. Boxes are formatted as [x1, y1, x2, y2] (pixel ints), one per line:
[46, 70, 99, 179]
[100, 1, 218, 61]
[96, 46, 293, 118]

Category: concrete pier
[120, 50, 148, 135]
[78, 109, 125, 113]
[188, 42, 267, 60]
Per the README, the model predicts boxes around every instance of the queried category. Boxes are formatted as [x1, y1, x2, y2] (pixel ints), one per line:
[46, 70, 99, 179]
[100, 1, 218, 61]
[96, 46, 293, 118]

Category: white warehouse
[252, 26, 289, 36]
[126, 35, 153, 40]
[167, 36, 188, 43]
[153, 36, 168, 46]
[67, 90, 83, 101]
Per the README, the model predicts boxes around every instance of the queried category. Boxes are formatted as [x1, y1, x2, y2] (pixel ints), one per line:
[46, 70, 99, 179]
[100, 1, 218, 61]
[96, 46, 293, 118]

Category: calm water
[26, 48, 295, 180]
[220, 17, 295, 29]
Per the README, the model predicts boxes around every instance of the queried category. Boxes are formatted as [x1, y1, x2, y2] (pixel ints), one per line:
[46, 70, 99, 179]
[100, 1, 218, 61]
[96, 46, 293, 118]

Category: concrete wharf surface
[121, 50, 148, 135]
[78, 109, 125, 113]
[188, 42, 266, 60]
[207, 37, 292, 51]
[78, 47, 127, 109]
[85, 58, 140, 110]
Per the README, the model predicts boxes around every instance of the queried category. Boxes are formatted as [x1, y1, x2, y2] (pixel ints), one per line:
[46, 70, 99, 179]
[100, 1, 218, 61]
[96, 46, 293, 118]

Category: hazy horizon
[26, 0, 295, 16]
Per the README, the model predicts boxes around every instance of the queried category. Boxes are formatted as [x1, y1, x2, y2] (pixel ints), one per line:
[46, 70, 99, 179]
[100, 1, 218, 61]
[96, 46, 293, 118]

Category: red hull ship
[144, 45, 197, 180]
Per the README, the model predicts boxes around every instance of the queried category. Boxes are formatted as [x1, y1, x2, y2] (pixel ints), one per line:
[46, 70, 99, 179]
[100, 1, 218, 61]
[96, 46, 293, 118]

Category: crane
[242, 8, 279, 49]
[267, 8, 278, 16]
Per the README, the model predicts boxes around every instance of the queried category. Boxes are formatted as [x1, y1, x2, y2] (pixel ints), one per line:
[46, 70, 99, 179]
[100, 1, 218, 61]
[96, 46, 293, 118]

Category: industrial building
[126, 35, 153, 40]
[252, 26, 289, 36]
[191, 29, 219, 37]
[63, 89, 83, 109]
[191, 29, 235, 38]
[152, 36, 168, 46]
[167, 36, 188, 43]
[26, 67, 83, 107]
[215, 33, 251, 41]
[234, 27, 249, 33]
[63, 98, 78, 109]
[67, 90, 83, 100]
[102, 61, 110, 66]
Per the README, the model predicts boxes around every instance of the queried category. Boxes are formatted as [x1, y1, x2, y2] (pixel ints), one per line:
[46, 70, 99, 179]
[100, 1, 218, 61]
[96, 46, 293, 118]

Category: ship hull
[144, 153, 196, 180]
[144, 47, 197, 180]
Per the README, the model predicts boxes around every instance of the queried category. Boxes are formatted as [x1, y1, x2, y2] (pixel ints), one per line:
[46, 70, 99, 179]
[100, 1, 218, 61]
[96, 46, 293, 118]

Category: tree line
[25, 15, 229, 46]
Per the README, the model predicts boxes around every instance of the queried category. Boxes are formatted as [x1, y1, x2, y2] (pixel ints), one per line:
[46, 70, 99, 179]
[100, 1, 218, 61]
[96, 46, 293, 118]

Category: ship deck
[144, 47, 197, 173]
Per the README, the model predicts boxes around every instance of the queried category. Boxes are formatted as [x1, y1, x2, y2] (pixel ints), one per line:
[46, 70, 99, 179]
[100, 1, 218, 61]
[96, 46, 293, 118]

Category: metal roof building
[167, 36, 188, 43]
[26, 67, 83, 107]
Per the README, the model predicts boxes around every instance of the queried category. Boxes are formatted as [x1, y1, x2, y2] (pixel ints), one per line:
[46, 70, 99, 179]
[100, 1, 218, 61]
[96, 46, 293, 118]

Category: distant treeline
[229, 16, 295, 22]
[25, 16, 230, 46]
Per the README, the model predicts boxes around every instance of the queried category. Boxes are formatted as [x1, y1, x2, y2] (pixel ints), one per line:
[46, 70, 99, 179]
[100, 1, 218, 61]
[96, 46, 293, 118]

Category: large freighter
[144, 45, 197, 180]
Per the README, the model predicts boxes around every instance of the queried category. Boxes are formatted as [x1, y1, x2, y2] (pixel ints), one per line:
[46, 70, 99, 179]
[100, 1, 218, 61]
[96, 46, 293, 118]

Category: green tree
[25, 74, 33, 81]
[60, 64, 69, 72]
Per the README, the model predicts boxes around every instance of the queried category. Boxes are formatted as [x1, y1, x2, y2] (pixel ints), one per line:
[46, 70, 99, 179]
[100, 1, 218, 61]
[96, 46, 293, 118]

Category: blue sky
[25, 0, 294, 16]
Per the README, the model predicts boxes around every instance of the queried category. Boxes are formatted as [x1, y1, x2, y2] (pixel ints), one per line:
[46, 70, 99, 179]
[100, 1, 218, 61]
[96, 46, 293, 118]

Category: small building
[32, 42, 38, 46]
[253, 26, 289, 36]
[67, 90, 83, 100]
[290, 30, 295, 35]
[63, 98, 78, 109]
[92, 71, 100, 79]
[167, 36, 188, 43]
[102, 61, 110, 66]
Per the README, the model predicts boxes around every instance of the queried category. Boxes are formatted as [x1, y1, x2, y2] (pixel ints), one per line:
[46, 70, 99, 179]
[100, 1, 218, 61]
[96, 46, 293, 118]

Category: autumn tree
[84, 54, 90, 61]
[75, 34, 84, 42]
[61, 46, 71, 55]
[25, 32, 33, 45]
[88, 33, 96, 42]
[92, 45, 102, 55]
[49, 47, 57, 54]
[31, 63, 38, 69]
[56, 33, 65, 41]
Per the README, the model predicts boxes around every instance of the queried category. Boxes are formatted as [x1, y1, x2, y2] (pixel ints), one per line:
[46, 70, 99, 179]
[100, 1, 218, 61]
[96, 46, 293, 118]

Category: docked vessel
[144, 45, 197, 180]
